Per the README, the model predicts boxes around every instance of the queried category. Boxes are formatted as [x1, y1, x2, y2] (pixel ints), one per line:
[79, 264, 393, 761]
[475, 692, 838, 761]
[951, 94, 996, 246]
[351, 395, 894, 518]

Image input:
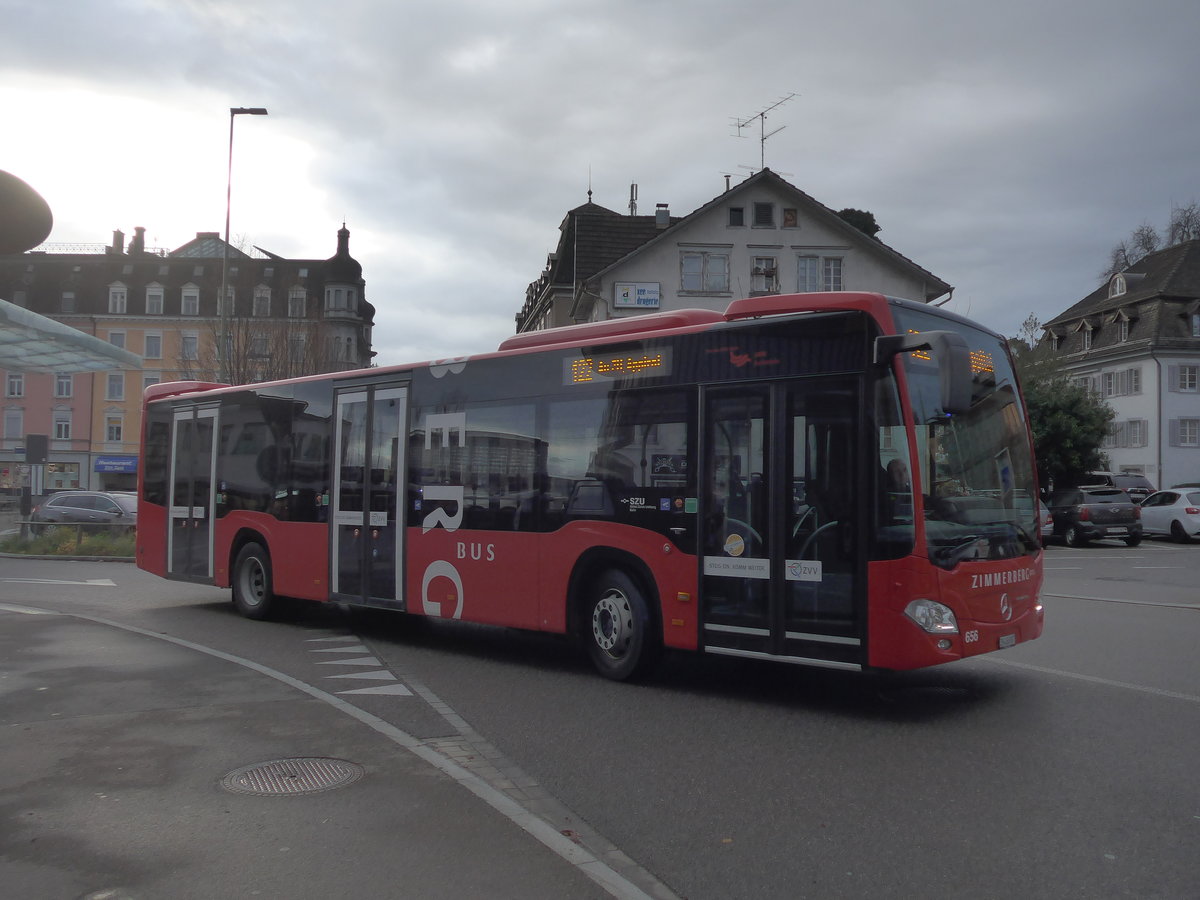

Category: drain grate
[220, 757, 365, 796]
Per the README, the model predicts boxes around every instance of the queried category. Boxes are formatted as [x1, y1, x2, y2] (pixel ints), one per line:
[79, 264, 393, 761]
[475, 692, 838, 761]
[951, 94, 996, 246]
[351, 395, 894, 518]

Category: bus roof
[143, 292, 918, 404]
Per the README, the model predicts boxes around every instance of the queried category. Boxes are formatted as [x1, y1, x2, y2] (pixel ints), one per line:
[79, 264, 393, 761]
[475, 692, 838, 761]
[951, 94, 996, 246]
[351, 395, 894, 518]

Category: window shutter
[1169, 419, 1180, 447]
[1168, 365, 1180, 391]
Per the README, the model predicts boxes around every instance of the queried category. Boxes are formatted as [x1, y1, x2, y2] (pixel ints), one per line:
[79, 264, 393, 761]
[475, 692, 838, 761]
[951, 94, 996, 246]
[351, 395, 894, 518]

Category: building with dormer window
[1043, 240, 1200, 488]
[517, 168, 951, 333]
[0, 225, 374, 491]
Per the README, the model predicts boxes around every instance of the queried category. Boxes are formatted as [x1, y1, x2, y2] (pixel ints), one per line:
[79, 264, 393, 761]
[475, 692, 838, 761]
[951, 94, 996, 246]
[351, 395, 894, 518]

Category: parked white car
[1136, 489, 1200, 543]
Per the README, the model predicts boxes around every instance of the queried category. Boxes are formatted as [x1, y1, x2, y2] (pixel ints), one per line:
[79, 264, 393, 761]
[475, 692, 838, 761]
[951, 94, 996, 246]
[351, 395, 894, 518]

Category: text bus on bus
[137, 292, 1044, 679]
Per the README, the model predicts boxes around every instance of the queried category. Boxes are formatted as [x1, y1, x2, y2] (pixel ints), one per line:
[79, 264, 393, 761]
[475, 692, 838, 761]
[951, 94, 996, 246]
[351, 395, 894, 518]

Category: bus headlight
[904, 599, 959, 634]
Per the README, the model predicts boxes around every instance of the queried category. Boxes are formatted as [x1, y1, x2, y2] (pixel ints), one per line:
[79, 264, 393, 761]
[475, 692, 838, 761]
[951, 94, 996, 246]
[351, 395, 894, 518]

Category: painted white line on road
[1132, 566, 1182, 569]
[0, 578, 116, 586]
[336, 683, 414, 696]
[1043, 592, 1200, 610]
[313, 656, 382, 666]
[0, 601, 669, 900]
[0, 602, 61, 615]
[984, 656, 1200, 704]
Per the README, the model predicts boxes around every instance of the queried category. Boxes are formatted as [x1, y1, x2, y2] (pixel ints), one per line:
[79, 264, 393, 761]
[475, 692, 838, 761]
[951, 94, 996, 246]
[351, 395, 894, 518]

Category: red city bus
[137, 292, 1043, 679]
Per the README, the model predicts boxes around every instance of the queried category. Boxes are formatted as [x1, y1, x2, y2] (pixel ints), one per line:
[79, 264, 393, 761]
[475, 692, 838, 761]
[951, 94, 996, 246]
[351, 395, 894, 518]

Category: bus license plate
[999, 634, 1016, 649]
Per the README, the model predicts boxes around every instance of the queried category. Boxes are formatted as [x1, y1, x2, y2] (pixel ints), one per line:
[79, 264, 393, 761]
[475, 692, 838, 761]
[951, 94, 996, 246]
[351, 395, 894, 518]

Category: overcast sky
[4, 0, 1199, 366]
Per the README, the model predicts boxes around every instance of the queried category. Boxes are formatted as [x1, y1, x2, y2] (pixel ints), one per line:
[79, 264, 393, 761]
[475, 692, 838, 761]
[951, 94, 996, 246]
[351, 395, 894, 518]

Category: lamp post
[219, 106, 268, 384]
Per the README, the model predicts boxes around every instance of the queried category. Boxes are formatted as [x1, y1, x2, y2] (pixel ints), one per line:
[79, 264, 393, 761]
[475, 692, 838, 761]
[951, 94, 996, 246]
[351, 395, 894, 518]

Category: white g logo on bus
[422, 560, 464, 619]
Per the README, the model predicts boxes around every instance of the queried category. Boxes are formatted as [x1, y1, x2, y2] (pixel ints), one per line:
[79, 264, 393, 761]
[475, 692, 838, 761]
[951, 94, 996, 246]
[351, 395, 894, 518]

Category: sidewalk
[0, 604, 631, 899]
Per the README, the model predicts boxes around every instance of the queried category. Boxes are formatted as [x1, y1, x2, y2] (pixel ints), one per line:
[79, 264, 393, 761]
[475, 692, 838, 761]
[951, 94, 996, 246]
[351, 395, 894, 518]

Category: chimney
[110, 229, 125, 255]
[129, 226, 146, 255]
[655, 203, 670, 229]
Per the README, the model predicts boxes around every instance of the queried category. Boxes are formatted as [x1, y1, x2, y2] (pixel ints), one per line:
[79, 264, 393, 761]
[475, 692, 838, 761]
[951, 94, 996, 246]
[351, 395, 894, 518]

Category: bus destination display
[564, 347, 673, 385]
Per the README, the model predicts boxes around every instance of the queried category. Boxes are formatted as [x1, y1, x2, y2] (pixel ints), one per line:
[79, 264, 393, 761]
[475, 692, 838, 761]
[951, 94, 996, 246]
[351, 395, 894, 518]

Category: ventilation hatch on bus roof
[724, 291, 887, 321]
[498, 309, 725, 352]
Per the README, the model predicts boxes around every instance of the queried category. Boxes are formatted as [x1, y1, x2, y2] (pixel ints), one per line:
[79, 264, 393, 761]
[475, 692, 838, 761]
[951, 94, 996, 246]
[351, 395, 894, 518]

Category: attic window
[753, 202, 774, 227]
[728, 207, 744, 227]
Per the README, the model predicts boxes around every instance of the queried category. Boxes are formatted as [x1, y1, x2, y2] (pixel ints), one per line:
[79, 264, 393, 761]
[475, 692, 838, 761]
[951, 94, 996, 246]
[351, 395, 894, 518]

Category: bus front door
[331, 384, 408, 607]
[701, 378, 865, 670]
[167, 405, 218, 581]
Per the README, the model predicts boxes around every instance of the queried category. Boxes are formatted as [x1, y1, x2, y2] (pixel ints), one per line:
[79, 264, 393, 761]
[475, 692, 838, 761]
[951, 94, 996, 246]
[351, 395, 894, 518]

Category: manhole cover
[221, 757, 364, 796]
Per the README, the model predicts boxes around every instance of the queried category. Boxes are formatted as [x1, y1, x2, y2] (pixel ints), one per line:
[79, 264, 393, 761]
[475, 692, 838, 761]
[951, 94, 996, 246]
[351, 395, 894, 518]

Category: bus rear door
[700, 377, 865, 670]
[331, 383, 408, 607]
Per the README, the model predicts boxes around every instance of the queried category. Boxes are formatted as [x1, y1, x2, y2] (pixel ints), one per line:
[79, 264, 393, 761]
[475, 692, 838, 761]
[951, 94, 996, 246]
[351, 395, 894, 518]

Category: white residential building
[1044, 240, 1200, 489]
[517, 168, 951, 333]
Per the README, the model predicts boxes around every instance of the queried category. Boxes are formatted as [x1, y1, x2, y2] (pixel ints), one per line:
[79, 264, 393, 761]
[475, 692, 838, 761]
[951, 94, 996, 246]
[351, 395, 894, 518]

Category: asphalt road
[2, 541, 1197, 899]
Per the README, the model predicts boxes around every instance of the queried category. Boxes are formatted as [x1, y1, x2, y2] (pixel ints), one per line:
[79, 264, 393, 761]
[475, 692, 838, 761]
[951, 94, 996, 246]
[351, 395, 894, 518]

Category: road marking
[984, 657, 1200, 704]
[1042, 592, 1199, 610]
[0, 602, 61, 615]
[336, 683, 414, 696]
[0, 578, 116, 586]
[314, 656, 382, 666]
[325, 670, 398, 681]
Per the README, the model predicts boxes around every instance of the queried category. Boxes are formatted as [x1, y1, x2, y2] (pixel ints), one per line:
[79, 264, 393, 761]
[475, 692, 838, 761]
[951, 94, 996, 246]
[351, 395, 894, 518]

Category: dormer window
[108, 283, 127, 314]
[1118, 318, 1129, 342]
[1074, 320, 1094, 351]
[1109, 274, 1126, 298]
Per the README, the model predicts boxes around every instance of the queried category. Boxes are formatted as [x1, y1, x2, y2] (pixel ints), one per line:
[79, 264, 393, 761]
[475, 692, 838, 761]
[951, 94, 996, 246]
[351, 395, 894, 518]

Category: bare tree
[193, 315, 352, 385]
[1168, 202, 1200, 244]
[1102, 202, 1200, 279]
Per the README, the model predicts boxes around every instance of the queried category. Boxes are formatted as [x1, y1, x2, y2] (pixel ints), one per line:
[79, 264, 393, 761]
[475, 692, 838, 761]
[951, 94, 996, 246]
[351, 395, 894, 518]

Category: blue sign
[95, 456, 138, 474]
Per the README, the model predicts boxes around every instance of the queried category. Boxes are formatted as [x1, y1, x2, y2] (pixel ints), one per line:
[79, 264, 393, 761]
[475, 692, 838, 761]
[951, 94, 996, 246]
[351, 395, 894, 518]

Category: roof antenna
[587, 166, 593, 203]
[731, 92, 797, 172]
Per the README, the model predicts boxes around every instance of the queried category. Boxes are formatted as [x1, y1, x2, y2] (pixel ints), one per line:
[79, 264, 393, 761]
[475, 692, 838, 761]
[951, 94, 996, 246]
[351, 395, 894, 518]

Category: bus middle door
[700, 377, 865, 671]
[331, 384, 408, 608]
[167, 404, 218, 581]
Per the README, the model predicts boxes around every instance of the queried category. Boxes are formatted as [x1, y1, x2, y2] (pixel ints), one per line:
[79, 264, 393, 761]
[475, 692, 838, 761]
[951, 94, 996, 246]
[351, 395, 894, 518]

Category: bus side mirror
[874, 330, 973, 415]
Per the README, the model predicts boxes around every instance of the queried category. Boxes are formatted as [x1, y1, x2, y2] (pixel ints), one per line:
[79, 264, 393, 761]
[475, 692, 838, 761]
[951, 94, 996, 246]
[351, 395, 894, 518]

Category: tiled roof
[1048, 240, 1200, 325]
[1044, 239, 1200, 353]
[546, 202, 679, 285]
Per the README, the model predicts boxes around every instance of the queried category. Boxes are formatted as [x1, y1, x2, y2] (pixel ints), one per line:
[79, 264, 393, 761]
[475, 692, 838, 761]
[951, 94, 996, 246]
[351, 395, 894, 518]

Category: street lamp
[219, 106, 268, 383]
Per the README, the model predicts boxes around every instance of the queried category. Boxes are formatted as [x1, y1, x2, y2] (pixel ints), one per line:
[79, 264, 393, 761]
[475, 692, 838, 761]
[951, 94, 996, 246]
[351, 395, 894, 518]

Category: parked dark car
[1080, 472, 1155, 501]
[1047, 487, 1142, 547]
[29, 490, 138, 533]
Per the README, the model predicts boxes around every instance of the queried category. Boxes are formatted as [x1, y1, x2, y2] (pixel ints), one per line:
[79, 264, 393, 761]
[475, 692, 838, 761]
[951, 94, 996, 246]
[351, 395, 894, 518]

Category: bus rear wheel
[232, 542, 277, 620]
[584, 568, 660, 681]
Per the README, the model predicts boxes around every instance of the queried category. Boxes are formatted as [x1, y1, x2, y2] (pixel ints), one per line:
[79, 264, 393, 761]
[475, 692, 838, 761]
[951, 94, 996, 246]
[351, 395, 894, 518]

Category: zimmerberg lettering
[971, 568, 1034, 589]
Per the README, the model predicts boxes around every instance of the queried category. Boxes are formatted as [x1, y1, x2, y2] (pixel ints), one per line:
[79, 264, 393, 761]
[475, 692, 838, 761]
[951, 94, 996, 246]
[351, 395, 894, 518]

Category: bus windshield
[892, 306, 1039, 570]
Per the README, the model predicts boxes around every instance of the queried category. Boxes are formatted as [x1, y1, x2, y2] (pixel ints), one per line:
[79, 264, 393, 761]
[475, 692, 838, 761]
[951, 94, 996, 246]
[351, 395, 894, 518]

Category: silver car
[1137, 490, 1200, 543]
[30, 490, 138, 533]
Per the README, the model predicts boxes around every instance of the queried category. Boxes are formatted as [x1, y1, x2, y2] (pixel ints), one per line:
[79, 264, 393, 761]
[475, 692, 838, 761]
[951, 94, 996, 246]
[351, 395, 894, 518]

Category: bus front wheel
[584, 568, 660, 681]
[232, 542, 277, 620]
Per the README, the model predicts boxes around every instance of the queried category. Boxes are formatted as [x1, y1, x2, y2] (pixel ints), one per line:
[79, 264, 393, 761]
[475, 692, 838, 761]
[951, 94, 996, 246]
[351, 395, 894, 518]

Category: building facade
[517, 168, 951, 333]
[0, 225, 374, 492]
[1043, 239, 1200, 489]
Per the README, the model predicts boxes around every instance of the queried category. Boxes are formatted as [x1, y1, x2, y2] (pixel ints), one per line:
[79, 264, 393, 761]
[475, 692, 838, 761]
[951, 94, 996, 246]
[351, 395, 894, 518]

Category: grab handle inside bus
[873, 330, 972, 415]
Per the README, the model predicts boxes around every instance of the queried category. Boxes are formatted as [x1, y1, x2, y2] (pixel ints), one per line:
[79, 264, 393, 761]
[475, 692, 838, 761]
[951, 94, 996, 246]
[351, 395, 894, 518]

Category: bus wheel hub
[593, 590, 632, 654]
